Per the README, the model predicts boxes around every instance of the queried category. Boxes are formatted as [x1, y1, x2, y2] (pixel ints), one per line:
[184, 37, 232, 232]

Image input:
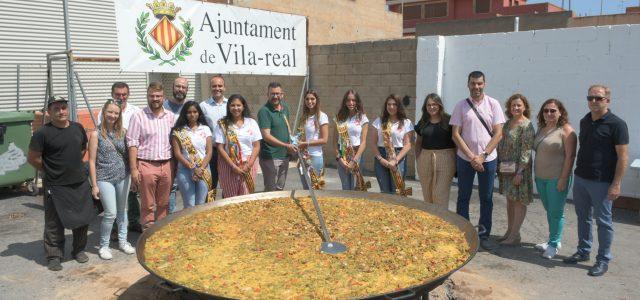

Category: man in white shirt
[200, 75, 228, 194]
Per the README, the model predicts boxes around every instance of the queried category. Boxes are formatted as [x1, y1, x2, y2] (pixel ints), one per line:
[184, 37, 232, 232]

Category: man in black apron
[28, 96, 95, 271]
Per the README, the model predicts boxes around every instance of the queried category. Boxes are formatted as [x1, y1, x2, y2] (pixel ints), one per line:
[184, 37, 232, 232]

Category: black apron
[46, 179, 95, 229]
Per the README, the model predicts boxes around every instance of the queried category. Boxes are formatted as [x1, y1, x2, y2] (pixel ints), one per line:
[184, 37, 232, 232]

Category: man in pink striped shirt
[126, 82, 176, 230]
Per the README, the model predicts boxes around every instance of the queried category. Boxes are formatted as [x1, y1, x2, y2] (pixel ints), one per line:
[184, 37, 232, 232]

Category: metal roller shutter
[0, 0, 149, 112]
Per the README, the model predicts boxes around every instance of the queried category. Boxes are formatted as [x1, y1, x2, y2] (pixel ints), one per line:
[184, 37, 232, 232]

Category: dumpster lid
[0, 111, 35, 123]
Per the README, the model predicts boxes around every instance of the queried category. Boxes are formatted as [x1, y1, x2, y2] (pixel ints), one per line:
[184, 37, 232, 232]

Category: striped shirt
[126, 107, 175, 161]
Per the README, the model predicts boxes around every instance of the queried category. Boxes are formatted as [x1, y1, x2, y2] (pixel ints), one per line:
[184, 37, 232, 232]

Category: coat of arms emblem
[136, 0, 194, 66]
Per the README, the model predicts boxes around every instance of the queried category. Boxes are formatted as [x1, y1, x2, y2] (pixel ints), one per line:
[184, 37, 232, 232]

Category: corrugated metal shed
[0, 0, 150, 112]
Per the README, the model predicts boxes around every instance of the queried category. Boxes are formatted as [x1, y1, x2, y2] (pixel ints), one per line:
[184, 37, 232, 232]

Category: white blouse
[336, 114, 369, 147]
[214, 118, 262, 161]
[302, 112, 329, 156]
[179, 124, 212, 163]
[372, 118, 413, 148]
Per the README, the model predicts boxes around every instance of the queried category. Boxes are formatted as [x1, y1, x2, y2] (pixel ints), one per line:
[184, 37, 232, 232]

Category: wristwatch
[481, 151, 489, 159]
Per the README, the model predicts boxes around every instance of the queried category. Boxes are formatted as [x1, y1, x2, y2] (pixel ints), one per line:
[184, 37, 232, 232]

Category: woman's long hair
[537, 98, 569, 128]
[380, 94, 407, 130]
[298, 90, 321, 131]
[336, 89, 364, 123]
[173, 101, 207, 132]
[99, 99, 124, 139]
[222, 94, 252, 126]
[416, 93, 450, 131]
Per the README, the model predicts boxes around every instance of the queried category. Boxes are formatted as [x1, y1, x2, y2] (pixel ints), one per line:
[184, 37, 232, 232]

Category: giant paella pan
[137, 190, 479, 299]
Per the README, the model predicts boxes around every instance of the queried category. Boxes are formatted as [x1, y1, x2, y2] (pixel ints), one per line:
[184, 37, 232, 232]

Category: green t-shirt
[257, 101, 291, 159]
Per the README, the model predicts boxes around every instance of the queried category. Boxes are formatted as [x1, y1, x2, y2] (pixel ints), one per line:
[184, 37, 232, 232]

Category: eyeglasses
[586, 96, 607, 102]
[543, 108, 557, 114]
[270, 93, 284, 97]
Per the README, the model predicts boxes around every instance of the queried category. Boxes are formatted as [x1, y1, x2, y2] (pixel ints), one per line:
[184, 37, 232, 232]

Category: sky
[527, 0, 639, 16]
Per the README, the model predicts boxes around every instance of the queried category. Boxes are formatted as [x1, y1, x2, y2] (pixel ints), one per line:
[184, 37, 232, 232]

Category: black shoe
[588, 261, 608, 277]
[47, 258, 62, 271]
[73, 251, 89, 263]
[563, 252, 590, 264]
[479, 238, 497, 251]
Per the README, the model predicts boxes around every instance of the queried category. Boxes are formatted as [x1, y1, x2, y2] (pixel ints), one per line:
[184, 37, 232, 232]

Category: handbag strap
[466, 98, 493, 137]
[534, 126, 560, 151]
[101, 130, 125, 159]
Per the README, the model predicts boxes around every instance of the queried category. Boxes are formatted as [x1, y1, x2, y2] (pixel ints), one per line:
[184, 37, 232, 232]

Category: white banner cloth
[115, 0, 307, 75]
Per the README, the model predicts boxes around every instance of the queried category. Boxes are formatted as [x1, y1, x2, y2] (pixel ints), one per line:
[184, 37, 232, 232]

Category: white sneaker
[119, 242, 136, 255]
[542, 245, 558, 259]
[99, 247, 113, 260]
[535, 242, 561, 252]
[535, 242, 548, 251]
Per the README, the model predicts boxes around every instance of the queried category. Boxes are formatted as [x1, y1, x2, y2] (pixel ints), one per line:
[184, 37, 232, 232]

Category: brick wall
[194, 38, 420, 177]
[309, 38, 418, 176]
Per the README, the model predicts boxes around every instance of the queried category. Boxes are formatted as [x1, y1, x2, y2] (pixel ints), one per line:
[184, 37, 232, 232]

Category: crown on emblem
[146, 0, 181, 20]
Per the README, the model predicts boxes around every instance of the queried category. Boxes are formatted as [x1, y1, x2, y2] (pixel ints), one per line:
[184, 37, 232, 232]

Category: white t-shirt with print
[214, 118, 262, 161]
[302, 112, 329, 157]
[178, 124, 212, 163]
[337, 114, 369, 147]
[372, 118, 414, 148]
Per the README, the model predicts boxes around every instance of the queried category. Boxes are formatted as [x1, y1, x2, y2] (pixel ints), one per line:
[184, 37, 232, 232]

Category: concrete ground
[1, 166, 639, 299]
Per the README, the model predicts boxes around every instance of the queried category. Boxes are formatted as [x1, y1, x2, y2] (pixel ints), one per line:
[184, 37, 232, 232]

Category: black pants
[209, 148, 219, 189]
[43, 194, 88, 260]
[127, 190, 140, 225]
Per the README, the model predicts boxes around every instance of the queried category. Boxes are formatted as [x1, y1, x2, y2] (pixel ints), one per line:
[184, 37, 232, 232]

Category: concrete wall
[228, 0, 403, 45]
[416, 11, 572, 36]
[417, 25, 640, 198]
[308, 39, 418, 175]
[193, 39, 418, 176]
[569, 14, 640, 28]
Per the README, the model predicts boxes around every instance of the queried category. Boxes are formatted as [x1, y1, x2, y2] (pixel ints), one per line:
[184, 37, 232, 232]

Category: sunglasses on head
[543, 108, 557, 114]
[106, 99, 123, 106]
[586, 96, 607, 102]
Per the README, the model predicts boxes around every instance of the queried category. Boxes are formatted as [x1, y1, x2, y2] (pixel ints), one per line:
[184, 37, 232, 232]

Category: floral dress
[498, 118, 535, 204]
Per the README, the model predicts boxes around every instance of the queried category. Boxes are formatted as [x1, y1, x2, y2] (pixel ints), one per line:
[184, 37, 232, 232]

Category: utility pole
[600, 0, 604, 15]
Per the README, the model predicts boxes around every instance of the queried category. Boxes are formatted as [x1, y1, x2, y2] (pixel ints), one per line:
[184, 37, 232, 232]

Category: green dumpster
[0, 111, 37, 193]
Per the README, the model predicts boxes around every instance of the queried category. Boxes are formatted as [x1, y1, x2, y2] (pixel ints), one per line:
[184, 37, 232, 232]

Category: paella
[143, 196, 471, 299]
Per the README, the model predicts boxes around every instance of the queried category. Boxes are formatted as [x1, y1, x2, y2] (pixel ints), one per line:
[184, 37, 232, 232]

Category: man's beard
[174, 91, 187, 101]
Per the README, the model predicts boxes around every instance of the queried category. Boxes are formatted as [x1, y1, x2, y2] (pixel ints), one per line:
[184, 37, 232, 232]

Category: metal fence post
[16, 64, 20, 111]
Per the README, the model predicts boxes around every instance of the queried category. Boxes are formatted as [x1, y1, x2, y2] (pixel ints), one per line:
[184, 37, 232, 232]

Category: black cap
[47, 96, 68, 107]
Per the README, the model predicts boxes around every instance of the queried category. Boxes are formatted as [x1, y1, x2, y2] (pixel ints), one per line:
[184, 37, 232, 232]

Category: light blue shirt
[199, 96, 228, 132]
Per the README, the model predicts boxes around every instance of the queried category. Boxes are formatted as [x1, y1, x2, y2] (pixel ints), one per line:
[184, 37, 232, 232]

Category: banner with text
[114, 0, 307, 75]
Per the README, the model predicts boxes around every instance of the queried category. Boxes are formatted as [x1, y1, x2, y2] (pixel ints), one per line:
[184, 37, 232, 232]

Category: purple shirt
[449, 95, 505, 162]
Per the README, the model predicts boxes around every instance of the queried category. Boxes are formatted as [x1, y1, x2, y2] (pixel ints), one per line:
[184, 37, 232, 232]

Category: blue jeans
[455, 155, 497, 239]
[337, 155, 364, 190]
[300, 154, 324, 190]
[98, 176, 130, 248]
[374, 147, 407, 194]
[176, 166, 210, 209]
[572, 175, 614, 263]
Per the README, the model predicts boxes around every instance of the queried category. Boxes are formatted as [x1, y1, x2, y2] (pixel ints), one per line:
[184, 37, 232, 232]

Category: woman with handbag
[215, 94, 262, 198]
[533, 99, 577, 259]
[497, 94, 535, 246]
[414, 93, 457, 209]
[334, 89, 370, 191]
[296, 90, 329, 190]
[370, 94, 413, 195]
[171, 101, 214, 207]
[89, 99, 136, 260]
